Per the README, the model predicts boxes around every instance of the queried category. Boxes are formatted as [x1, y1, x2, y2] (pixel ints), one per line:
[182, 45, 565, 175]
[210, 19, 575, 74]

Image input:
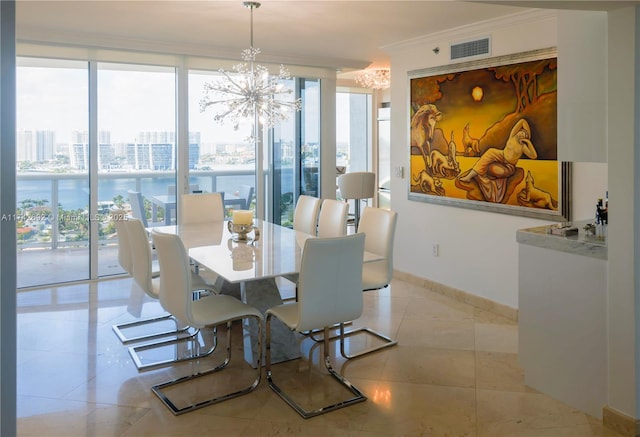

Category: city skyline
[16, 61, 331, 147]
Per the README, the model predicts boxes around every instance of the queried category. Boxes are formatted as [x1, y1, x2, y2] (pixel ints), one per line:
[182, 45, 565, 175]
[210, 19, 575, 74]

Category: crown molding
[17, 27, 369, 71]
[382, 8, 557, 53]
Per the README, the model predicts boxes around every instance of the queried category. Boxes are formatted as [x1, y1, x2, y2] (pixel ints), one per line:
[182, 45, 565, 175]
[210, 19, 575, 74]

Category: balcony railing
[16, 168, 256, 251]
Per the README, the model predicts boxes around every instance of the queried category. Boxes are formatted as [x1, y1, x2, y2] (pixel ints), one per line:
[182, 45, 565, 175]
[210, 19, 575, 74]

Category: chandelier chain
[200, 2, 301, 143]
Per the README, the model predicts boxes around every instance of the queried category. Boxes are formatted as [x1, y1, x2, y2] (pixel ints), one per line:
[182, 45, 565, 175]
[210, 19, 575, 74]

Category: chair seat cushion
[362, 261, 389, 290]
[266, 302, 299, 331]
[190, 294, 262, 328]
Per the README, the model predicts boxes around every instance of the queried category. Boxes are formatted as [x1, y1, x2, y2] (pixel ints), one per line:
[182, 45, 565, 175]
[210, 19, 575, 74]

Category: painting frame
[408, 47, 571, 221]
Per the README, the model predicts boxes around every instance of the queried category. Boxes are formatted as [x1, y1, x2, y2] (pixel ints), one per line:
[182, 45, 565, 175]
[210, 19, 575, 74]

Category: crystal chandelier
[200, 2, 302, 141]
[355, 68, 391, 90]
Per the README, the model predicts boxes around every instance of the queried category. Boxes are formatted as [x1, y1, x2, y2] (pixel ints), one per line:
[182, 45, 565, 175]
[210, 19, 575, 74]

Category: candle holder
[227, 221, 260, 243]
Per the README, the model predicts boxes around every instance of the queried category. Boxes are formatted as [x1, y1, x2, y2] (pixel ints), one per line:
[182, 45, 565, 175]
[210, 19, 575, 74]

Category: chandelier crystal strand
[200, 2, 302, 142]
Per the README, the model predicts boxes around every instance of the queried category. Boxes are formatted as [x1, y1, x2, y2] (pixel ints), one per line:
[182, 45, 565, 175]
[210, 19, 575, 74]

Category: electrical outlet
[432, 243, 439, 257]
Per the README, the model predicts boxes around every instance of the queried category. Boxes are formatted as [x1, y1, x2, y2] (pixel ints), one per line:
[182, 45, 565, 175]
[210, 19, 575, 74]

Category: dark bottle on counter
[596, 197, 608, 225]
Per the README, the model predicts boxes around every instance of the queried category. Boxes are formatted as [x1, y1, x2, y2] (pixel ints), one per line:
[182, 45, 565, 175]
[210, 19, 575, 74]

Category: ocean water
[17, 174, 262, 211]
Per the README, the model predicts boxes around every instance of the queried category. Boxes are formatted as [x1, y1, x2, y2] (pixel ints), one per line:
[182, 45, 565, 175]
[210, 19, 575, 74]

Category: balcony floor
[17, 244, 123, 289]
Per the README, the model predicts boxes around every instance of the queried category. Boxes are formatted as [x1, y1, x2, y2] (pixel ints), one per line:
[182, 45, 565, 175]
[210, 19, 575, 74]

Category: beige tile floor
[16, 275, 621, 437]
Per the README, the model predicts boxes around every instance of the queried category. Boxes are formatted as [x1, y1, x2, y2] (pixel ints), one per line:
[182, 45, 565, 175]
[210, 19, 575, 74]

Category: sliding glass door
[336, 91, 373, 212]
[16, 58, 178, 286]
[97, 63, 177, 276]
[16, 55, 322, 288]
[16, 58, 89, 288]
[271, 78, 321, 226]
[188, 70, 255, 216]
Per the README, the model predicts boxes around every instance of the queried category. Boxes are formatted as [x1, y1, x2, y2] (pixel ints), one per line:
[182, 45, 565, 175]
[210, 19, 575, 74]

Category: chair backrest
[127, 190, 148, 227]
[337, 172, 376, 200]
[238, 185, 254, 209]
[316, 198, 348, 238]
[151, 230, 194, 325]
[297, 233, 366, 332]
[112, 210, 132, 274]
[180, 192, 224, 225]
[358, 207, 398, 288]
[292, 195, 322, 235]
[167, 184, 200, 195]
[125, 217, 158, 298]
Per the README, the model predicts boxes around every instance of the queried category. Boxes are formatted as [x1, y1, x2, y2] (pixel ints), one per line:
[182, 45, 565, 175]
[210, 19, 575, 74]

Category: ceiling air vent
[450, 37, 490, 61]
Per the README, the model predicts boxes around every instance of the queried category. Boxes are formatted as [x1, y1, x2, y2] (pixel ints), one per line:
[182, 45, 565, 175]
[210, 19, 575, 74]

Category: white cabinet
[557, 10, 607, 163]
[517, 222, 607, 418]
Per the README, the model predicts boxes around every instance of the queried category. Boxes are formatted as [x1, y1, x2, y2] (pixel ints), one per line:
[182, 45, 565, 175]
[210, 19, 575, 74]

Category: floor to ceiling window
[336, 91, 372, 173]
[188, 70, 255, 216]
[300, 79, 321, 198]
[97, 63, 177, 277]
[16, 51, 324, 288]
[270, 78, 320, 226]
[336, 90, 373, 210]
[16, 58, 89, 288]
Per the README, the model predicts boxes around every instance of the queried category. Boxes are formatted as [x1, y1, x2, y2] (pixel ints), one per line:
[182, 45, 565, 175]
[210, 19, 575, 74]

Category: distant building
[150, 143, 173, 170]
[16, 128, 207, 171]
[17, 130, 55, 162]
[69, 131, 113, 170]
[69, 143, 88, 170]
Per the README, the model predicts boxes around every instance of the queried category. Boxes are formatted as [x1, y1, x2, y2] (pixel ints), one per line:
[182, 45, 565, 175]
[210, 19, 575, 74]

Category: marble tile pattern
[16, 275, 623, 437]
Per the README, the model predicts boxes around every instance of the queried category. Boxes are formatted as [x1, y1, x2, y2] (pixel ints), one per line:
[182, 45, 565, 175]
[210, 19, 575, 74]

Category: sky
[16, 63, 318, 146]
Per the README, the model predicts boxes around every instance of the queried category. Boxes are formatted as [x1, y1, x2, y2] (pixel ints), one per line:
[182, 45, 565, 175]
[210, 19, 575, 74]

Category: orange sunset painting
[409, 55, 561, 215]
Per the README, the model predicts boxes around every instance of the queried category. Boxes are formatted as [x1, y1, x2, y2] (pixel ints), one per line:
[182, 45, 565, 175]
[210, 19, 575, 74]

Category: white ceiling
[15, 1, 638, 72]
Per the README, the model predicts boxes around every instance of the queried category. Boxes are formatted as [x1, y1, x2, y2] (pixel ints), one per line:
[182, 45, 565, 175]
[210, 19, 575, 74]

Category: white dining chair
[149, 230, 263, 415]
[114, 218, 215, 352]
[316, 198, 349, 238]
[265, 233, 367, 419]
[112, 209, 133, 275]
[180, 192, 224, 225]
[339, 206, 398, 358]
[292, 194, 322, 235]
[337, 172, 375, 230]
[179, 192, 225, 287]
[167, 184, 200, 195]
[112, 209, 161, 277]
[281, 195, 322, 287]
[127, 190, 163, 228]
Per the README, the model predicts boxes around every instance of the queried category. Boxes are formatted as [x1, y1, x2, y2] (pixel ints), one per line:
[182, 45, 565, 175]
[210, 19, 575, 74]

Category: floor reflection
[16, 276, 622, 437]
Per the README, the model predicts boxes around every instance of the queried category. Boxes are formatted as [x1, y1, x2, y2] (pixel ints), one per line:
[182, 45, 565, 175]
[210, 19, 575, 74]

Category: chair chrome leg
[128, 327, 216, 371]
[151, 318, 262, 415]
[112, 314, 193, 344]
[266, 317, 367, 419]
[305, 321, 352, 341]
[305, 321, 396, 359]
[338, 323, 398, 359]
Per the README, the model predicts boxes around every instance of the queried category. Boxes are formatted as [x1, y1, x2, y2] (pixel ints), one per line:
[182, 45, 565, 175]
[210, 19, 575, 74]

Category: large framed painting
[408, 47, 570, 221]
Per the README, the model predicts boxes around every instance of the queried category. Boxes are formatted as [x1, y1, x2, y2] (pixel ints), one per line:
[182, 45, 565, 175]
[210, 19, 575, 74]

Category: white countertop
[516, 219, 607, 260]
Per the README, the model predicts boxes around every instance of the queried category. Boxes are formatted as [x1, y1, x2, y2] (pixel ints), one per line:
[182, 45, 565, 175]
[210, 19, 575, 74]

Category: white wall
[386, 10, 607, 309]
[606, 6, 638, 420]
